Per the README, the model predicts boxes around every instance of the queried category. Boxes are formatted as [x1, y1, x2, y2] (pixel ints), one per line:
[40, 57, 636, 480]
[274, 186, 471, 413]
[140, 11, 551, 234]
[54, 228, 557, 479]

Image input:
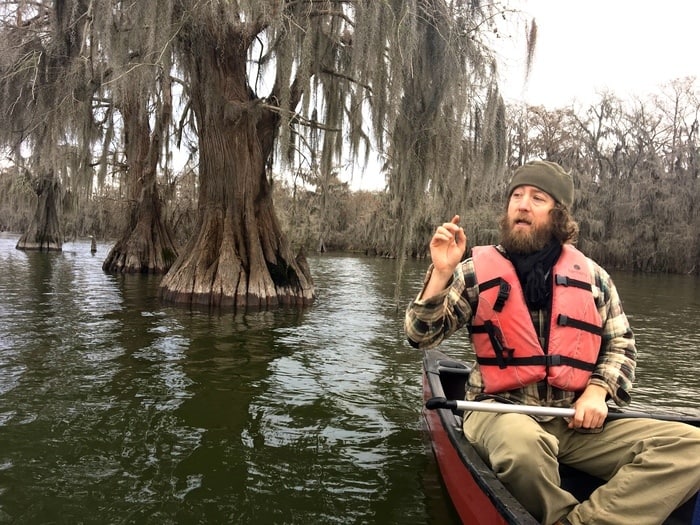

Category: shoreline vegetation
[4, 84, 700, 277]
[2, 108, 698, 277]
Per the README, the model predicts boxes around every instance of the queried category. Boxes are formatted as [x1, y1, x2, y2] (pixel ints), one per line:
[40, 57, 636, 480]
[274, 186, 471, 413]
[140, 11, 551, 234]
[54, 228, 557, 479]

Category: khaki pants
[463, 409, 700, 525]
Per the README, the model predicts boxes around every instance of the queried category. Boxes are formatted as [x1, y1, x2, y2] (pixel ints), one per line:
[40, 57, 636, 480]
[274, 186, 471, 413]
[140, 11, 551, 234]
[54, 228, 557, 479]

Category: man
[405, 160, 700, 525]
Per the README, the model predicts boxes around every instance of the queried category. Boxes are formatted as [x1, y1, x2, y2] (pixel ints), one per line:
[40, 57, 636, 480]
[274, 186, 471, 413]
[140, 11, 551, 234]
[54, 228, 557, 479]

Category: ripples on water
[0, 234, 698, 524]
[613, 273, 700, 415]
[0, 236, 457, 524]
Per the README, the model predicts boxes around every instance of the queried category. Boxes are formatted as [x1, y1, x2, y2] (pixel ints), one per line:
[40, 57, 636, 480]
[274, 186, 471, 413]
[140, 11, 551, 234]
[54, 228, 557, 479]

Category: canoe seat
[437, 359, 471, 375]
[437, 359, 471, 423]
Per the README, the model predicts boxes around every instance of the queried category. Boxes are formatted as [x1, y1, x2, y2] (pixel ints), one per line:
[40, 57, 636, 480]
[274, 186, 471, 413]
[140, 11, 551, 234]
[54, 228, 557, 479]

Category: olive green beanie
[507, 160, 574, 209]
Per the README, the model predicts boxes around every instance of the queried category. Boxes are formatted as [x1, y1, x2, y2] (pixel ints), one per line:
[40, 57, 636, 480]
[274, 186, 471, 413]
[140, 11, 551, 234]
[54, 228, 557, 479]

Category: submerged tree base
[16, 175, 63, 252]
[159, 208, 315, 310]
[102, 190, 178, 274]
[15, 235, 62, 252]
[102, 232, 177, 274]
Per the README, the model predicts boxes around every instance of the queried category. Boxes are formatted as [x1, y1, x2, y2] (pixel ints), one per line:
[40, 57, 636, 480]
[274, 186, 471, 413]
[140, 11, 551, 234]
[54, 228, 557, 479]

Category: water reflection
[239, 257, 399, 522]
[613, 272, 700, 415]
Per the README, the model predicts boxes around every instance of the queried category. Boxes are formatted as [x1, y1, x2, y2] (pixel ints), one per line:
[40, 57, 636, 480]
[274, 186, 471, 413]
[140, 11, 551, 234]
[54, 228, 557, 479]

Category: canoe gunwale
[422, 349, 539, 524]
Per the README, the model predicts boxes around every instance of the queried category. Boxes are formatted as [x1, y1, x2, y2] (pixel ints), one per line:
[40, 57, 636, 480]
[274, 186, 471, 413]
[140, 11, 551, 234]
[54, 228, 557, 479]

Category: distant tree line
[274, 79, 700, 276]
[509, 79, 699, 275]
[2, 77, 698, 276]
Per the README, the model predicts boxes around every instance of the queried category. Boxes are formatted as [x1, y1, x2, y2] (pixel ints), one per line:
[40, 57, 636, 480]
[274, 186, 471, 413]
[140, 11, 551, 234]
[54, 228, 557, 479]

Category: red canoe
[421, 348, 700, 525]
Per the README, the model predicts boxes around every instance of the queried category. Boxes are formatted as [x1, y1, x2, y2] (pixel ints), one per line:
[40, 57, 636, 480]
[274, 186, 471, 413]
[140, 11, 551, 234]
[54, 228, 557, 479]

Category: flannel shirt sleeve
[405, 260, 477, 349]
[588, 260, 637, 406]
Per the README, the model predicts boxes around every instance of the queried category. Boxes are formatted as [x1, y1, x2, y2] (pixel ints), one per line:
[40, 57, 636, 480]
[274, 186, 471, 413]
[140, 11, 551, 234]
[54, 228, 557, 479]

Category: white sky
[496, 0, 700, 108]
[346, 1, 700, 190]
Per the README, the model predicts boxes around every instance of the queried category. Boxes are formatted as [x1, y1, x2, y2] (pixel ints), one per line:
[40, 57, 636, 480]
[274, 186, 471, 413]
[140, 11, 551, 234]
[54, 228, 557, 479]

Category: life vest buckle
[493, 281, 511, 312]
[546, 354, 562, 366]
[484, 321, 514, 369]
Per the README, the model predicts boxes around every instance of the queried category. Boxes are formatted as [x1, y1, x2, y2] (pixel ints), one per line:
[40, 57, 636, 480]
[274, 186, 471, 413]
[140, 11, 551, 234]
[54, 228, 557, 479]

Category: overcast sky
[349, 1, 700, 190]
[495, 0, 700, 107]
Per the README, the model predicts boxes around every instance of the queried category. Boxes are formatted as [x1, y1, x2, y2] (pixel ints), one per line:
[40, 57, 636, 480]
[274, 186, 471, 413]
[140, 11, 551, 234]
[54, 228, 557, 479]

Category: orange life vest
[470, 245, 603, 394]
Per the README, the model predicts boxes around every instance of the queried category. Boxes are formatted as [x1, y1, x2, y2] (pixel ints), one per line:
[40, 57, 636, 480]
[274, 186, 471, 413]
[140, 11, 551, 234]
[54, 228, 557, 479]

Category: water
[0, 233, 698, 524]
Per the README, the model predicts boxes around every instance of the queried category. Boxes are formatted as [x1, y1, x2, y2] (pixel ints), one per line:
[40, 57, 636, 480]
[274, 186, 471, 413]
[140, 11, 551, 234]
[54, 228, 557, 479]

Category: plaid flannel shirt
[405, 245, 637, 409]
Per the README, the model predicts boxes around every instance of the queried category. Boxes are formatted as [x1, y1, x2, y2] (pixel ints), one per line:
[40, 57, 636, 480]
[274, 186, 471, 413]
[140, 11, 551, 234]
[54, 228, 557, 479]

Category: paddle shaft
[425, 397, 700, 425]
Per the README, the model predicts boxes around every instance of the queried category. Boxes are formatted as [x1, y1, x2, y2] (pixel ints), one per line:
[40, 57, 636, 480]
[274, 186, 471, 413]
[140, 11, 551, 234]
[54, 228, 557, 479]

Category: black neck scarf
[508, 240, 562, 310]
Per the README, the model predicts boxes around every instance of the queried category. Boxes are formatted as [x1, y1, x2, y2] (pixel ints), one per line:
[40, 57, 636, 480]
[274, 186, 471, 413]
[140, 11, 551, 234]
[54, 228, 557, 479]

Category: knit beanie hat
[507, 160, 574, 209]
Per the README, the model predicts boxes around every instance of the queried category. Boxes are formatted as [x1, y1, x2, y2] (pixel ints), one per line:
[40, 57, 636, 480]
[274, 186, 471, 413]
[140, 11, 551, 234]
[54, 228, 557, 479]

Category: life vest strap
[476, 354, 597, 372]
[555, 274, 592, 291]
[478, 278, 511, 312]
[557, 314, 602, 335]
[471, 321, 513, 368]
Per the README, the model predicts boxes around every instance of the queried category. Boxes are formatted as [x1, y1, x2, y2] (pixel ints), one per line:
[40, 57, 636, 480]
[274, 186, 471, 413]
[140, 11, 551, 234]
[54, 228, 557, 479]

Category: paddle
[425, 397, 700, 425]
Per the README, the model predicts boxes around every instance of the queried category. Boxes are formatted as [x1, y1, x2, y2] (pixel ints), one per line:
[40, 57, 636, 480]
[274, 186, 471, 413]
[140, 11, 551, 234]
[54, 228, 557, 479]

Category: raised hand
[422, 215, 467, 298]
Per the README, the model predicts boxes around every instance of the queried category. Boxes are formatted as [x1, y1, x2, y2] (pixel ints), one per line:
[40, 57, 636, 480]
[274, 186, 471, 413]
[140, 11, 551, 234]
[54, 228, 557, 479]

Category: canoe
[421, 348, 700, 525]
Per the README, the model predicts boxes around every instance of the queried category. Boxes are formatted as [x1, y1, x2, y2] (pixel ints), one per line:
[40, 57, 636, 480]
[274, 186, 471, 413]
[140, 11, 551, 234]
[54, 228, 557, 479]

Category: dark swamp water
[0, 234, 698, 524]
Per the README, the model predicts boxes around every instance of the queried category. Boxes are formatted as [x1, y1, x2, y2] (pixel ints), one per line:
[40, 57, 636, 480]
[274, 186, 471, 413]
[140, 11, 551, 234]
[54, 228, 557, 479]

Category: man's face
[500, 185, 556, 254]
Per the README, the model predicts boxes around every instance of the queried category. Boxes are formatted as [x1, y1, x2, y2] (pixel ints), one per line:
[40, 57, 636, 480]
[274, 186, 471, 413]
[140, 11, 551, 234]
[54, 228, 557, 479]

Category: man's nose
[517, 196, 531, 210]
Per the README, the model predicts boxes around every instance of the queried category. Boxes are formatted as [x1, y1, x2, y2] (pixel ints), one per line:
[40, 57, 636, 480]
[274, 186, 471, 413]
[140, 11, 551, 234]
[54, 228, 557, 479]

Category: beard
[499, 213, 555, 254]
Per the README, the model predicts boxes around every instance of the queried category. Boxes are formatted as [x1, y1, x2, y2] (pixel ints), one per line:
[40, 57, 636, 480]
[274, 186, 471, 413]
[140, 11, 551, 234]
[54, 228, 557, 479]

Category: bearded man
[405, 160, 700, 525]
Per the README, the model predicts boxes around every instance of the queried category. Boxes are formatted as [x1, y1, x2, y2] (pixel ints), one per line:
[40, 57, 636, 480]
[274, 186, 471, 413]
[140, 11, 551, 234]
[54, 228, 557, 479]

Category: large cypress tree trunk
[15, 172, 63, 252]
[160, 34, 315, 308]
[102, 88, 178, 274]
[102, 184, 178, 273]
